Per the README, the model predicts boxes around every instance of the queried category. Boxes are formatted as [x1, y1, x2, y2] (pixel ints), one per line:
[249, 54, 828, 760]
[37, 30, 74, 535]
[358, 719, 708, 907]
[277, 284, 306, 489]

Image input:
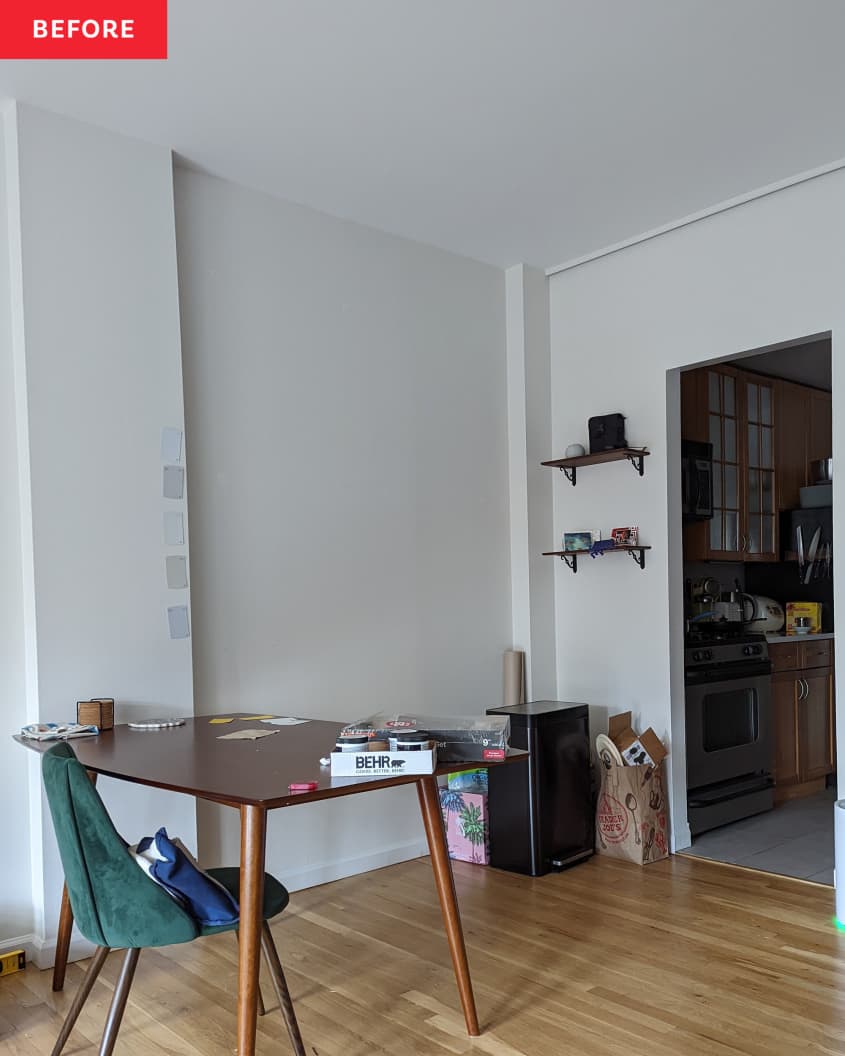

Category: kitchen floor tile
[681, 788, 835, 886]
[807, 867, 835, 885]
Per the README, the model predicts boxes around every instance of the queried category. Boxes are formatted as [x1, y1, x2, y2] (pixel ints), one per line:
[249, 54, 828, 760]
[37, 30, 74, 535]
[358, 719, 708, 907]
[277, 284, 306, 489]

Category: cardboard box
[341, 714, 509, 763]
[439, 789, 489, 864]
[596, 760, 669, 865]
[608, 711, 667, 768]
[329, 747, 437, 777]
[785, 602, 823, 635]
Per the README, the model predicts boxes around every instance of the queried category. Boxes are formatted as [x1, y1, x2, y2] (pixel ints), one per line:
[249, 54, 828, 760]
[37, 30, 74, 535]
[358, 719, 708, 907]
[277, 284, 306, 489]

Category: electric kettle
[739, 594, 785, 633]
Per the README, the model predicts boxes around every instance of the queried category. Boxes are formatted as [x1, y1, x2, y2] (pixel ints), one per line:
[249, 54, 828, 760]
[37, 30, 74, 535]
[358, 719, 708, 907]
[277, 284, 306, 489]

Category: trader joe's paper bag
[596, 760, 668, 865]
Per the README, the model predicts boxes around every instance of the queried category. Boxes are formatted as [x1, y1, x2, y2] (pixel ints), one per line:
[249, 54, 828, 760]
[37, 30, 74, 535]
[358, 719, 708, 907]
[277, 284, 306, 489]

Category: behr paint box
[330, 747, 437, 777]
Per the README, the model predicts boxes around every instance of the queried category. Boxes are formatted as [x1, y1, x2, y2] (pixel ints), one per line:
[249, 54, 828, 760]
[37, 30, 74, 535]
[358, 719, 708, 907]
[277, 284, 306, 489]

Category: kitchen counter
[765, 632, 835, 644]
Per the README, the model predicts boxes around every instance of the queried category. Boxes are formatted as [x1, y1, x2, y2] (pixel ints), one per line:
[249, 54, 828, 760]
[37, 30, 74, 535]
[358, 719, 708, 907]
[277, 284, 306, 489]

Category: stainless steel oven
[685, 634, 774, 835]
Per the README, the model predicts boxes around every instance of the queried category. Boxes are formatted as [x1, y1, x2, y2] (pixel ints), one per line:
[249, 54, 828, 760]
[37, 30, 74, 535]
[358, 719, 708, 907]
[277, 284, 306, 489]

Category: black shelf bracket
[560, 552, 578, 573]
[626, 452, 646, 477]
[628, 548, 647, 570]
[560, 466, 576, 486]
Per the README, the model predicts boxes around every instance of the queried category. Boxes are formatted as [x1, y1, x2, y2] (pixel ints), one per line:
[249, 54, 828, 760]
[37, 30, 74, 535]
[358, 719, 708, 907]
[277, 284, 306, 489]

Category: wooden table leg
[52, 883, 74, 991]
[238, 804, 267, 1056]
[53, 771, 97, 992]
[416, 776, 480, 1037]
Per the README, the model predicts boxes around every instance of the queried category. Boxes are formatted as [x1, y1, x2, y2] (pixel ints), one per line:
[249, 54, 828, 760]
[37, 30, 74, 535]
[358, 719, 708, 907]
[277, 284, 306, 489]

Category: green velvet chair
[42, 741, 305, 1056]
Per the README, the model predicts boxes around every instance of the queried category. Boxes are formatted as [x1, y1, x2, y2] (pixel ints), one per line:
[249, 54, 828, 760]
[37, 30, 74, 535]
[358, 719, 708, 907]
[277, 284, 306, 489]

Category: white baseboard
[2, 931, 97, 971]
[0, 933, 39, 964]
[2, 841, 428, 970]
[283, 838, 428, 893]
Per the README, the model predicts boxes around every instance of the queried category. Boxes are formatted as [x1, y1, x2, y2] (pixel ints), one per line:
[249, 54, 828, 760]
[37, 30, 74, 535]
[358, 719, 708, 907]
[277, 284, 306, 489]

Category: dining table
[16, 714, 526, 1055]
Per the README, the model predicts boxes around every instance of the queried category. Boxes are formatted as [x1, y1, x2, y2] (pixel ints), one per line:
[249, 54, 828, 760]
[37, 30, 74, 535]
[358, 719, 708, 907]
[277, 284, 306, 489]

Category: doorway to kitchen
[675, 333, 835, 885]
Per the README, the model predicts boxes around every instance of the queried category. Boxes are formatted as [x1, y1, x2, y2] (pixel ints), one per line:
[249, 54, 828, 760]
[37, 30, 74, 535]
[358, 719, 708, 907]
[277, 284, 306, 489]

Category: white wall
[0, 105, 33, 947]
[3, 103, 196, 960]
[505, 265, 556, 698]
[547, 170, 845, 847]
[174, 168, 511, 889]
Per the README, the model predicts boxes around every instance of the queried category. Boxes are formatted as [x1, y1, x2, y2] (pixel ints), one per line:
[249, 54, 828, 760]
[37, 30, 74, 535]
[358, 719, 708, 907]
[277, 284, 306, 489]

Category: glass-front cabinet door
[706, 367, 743, 558]
[744, 376, 777, 559]
[695, 366, 778, 562]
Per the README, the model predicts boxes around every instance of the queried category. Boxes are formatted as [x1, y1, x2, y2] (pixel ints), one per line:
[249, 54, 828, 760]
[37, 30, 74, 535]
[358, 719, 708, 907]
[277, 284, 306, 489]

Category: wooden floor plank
[2, 854, 845, 1055]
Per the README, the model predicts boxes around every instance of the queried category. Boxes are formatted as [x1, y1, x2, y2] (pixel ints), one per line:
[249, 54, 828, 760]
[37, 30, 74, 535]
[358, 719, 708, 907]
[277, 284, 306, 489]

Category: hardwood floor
[2, 853, 845, 1055]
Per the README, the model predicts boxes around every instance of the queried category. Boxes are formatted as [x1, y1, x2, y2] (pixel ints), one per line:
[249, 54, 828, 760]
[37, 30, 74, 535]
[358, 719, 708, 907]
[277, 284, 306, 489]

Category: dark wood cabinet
[775, 379, 809, 512]
[808, 390, 833, 469]
[684, 366, 831, 563]
[772, 674, 800, 787]
[775, 381, 832, 510]
[682, 365, 777, 561]
[770, 641, 835, 800]
[800, 671, 835, 781]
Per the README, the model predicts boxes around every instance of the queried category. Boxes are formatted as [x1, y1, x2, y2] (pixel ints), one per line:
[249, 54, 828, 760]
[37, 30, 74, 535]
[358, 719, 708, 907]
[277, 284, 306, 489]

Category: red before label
[0, 1, 167, 58]
[482, 748, 506, 761]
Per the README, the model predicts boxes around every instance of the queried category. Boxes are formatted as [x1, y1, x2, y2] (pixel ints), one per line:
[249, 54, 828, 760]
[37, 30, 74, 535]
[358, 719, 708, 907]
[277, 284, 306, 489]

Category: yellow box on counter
[785, 602, 823, 635]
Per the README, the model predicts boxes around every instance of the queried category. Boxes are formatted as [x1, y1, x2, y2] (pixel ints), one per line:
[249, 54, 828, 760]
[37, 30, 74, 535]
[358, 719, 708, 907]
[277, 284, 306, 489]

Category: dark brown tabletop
[15, 714, 526, 809]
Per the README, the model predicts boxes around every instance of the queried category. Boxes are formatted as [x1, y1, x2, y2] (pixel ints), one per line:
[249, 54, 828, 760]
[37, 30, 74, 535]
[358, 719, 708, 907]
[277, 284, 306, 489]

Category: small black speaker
[588, 413, 627, 454]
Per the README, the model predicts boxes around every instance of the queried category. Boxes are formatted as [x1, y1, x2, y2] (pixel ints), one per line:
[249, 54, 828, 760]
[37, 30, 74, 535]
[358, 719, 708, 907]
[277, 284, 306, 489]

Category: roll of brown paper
[503, 649, 525, 709]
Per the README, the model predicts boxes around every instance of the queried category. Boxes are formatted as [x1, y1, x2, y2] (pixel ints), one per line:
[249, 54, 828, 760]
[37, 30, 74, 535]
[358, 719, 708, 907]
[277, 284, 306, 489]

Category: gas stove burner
[684, 630, 770, 673]
[685, 625, 762, 645]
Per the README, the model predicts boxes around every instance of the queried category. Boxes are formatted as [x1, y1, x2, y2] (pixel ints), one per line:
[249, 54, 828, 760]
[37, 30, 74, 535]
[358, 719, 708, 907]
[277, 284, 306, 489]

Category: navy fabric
[135, 828, 240, 927]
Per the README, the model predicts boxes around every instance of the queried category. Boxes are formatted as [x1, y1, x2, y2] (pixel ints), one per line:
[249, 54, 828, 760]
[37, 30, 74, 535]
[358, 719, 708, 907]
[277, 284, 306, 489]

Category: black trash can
[487, 701, 593, 876]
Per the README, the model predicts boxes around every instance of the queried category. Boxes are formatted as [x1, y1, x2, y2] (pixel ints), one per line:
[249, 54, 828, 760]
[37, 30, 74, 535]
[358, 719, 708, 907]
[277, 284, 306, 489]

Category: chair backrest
[42, 742, 199, 949]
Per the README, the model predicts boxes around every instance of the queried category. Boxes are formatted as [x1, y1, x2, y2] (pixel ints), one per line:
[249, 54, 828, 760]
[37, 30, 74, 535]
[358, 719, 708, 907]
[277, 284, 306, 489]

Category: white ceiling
[3, 0, 845, 268]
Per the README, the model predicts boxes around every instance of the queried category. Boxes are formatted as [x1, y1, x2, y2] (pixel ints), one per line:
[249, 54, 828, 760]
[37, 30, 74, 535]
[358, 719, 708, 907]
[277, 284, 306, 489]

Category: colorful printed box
[439, 789, 489, 865]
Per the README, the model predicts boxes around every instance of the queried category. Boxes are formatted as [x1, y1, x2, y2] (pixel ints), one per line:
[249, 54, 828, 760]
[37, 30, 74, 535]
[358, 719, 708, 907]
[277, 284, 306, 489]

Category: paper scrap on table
[218, 728, 279, 741]
[242, 714, 275, 721]
[209, 717, 234, 725]
[163, 465, 185, 500]
[161, 427, 183, 464]
[261, 717, 310, 726]
[166, 555, 189, 590]
[164, 511, 185, 546]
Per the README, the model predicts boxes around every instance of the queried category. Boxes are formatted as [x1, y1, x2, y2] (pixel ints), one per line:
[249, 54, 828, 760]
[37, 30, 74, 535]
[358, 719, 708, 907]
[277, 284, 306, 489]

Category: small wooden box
[77, 698, 114, 731]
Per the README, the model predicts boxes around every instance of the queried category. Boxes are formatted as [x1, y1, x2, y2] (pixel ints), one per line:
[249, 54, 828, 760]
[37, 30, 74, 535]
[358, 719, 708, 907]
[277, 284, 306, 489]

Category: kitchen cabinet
[808, 389, 833, 469]
[770, 640, 835, 800]
[775, 380, 808, 515]
[772, 675, 800, 786]
[682, 365, 777, 561]
[775, 380, 833, 511]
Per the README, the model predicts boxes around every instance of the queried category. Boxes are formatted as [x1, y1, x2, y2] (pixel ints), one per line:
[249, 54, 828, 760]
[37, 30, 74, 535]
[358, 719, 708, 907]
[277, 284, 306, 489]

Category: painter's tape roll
[836, 800, 845, 924]
[503, 649, 525, 709]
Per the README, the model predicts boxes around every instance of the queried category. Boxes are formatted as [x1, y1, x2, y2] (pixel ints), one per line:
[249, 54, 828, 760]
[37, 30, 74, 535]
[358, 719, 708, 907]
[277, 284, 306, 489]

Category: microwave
[682, 439, 714, 522]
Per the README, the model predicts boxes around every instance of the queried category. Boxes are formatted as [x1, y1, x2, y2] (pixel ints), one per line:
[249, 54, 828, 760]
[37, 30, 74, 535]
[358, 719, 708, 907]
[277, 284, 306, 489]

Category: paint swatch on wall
[163, 511, 185, 546]
[162, 465, 185, 500]
[166, 556, 189, 589]
[167, 605, 190, 639]
[161, 427, 183, 463]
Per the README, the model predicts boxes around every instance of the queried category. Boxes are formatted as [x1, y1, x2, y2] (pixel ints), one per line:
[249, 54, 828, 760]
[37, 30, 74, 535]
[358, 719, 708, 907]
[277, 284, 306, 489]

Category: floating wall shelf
[541, 447, 650, 486]
[542, 545, 652, 574]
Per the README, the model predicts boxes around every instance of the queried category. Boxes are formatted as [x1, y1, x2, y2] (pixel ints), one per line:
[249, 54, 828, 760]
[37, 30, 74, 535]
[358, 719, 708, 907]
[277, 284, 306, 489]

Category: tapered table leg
[237, 804, 267, 1056]
[53, 884, 74, 992]
[416, 776, 480, 1036]
[53, 770, 98, 991]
